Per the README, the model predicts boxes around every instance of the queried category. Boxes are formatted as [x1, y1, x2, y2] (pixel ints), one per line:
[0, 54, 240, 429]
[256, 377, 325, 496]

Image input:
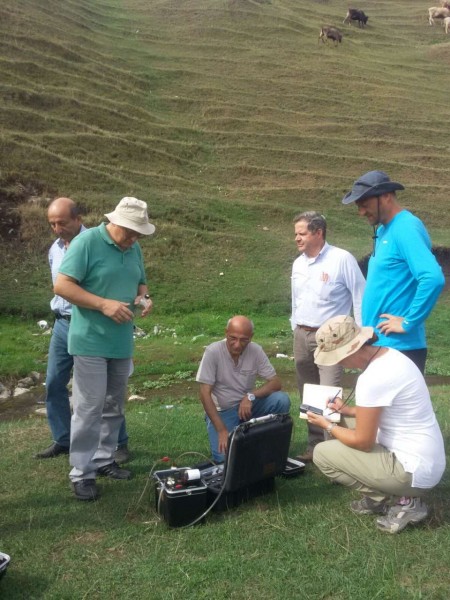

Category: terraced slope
[0, 0, 449, 315]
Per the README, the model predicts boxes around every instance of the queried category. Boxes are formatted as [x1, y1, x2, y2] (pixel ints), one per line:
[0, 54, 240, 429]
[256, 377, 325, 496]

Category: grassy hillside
[0, 0, 449, 317]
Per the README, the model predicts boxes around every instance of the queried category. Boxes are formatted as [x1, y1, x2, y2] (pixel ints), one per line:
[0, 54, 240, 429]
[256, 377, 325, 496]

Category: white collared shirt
[49, 225, 87, 315]
[291, 242, 365, 329]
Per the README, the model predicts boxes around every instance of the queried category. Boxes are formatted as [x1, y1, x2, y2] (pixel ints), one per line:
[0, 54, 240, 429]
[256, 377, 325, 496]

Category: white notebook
[299, 383, 342, 423]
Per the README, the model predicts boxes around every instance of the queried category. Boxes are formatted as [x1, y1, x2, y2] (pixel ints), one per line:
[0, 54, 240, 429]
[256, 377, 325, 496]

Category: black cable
[158, 431, 240, 529]
[372, 196, 381, 257]
[154, 415, 292, 528]
[327, 347, 382, 417]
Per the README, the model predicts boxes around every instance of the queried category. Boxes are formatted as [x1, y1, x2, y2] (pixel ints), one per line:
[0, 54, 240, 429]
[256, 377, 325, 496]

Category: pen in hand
[326, 390, 341, 414]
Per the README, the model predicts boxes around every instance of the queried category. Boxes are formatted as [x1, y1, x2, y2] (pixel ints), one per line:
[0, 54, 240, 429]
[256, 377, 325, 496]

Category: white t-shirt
[196, 340, 276, 411]
[356, 349, 445, 488]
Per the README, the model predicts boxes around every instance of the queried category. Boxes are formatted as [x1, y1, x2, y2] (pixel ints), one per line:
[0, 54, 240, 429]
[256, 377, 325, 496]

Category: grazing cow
[343, 8, 369, 27]
[428, 6, 450, 25]
[319, 26, 343, 45]
[444, 15, 450, 32]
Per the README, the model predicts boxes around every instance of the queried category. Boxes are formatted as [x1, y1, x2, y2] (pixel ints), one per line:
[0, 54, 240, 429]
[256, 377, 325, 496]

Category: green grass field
[0, 0, 449, 597]
[0, 387, 449, 599]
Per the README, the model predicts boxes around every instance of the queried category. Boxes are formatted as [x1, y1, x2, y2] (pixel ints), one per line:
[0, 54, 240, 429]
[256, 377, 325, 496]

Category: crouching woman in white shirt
[307, 315, 446, 534]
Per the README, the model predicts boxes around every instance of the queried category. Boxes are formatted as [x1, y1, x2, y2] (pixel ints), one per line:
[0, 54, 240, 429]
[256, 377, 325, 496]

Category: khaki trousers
[313, 439, 424, 503]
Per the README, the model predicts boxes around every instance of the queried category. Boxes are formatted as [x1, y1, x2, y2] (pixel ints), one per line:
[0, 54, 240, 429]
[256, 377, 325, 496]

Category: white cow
[428, 6, 450, 25]
[443, 15, 450, 32]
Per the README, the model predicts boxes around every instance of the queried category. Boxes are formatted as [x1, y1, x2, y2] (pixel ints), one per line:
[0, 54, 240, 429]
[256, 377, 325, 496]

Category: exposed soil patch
[0, 177, 55, 241]
[433, 247, 450, 291]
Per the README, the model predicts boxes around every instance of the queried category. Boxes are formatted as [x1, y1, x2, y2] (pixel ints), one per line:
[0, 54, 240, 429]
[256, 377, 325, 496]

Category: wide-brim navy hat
[342, 170, 404, 205]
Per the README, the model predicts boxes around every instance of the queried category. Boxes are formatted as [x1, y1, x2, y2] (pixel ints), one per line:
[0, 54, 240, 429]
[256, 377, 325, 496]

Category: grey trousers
[313, 439, 422, 503]
[69, 356, 130, 482]
[294, 326, 342, 450]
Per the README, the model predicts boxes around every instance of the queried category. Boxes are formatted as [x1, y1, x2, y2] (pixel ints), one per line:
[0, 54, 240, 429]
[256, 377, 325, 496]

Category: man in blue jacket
[342, 170, 445, 373]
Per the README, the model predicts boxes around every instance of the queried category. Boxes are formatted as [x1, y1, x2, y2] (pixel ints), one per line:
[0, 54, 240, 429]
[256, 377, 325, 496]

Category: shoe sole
[376, 512, 428, 534]
[73, 494, 99, 501]
[294, 456, 313, 464]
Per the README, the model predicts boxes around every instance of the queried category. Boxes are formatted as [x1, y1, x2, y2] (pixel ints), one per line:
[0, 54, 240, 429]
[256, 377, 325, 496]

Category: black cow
[319, 26, 343, 45]
[343, 8, 369, 28]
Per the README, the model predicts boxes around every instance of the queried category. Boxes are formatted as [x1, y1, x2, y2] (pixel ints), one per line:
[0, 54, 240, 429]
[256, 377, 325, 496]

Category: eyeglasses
[226, 335, 251, 345]
[121, 227, 143, 239]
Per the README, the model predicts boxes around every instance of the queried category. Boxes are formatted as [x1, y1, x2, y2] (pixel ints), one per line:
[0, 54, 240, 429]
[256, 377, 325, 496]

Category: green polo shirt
[59, 223, 147, 358]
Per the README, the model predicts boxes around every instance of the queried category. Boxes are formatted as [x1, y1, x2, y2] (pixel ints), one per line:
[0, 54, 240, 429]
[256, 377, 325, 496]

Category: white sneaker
[376, 497, 429, 534]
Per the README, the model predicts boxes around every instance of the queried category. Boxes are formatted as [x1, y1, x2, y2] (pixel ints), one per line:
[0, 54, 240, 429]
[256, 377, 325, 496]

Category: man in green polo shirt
[55, 197, 155, 501]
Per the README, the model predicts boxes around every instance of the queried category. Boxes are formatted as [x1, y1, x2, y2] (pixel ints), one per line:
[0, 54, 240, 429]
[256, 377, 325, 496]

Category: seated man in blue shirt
[196, 315, 291, 463]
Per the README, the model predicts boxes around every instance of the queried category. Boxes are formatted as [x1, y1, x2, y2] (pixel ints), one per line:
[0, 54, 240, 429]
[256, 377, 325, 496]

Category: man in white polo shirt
[196, 315, 291, 463]
[291, 211, 365, 462]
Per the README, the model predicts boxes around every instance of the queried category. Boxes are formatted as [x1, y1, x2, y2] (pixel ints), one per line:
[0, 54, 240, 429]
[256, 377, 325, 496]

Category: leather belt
[54, 313, 71, 321]
[297, 324, 318, 332]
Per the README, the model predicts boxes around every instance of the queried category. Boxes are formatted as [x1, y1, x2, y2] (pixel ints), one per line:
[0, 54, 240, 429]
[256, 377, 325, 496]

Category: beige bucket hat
[105, 197, 155, 235]
[314, 315, 374, 366]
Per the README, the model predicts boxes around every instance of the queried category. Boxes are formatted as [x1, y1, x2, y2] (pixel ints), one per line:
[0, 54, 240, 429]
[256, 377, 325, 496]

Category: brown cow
[343, 8, 369, 28]
[319, 26, 343, 45]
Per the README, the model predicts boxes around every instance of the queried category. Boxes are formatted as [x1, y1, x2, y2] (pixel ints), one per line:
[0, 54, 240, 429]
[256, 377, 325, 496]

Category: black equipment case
[154, 469, 208, 528]
[203, 413, 293, 510]
[153, 414, 294, 526]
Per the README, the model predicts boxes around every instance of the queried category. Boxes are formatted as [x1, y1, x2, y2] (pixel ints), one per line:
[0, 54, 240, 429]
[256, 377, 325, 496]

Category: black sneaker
[97, 461, 132, 480]
[294, 450, 314, 464]
[114, 444, 131, 464]
[71, 479, 99, 501]
[34, 442, 70, 459]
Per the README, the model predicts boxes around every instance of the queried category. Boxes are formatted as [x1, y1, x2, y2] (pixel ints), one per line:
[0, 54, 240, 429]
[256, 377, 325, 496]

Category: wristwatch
[247, 393, 256, 402]
[326, 423, 337, 437]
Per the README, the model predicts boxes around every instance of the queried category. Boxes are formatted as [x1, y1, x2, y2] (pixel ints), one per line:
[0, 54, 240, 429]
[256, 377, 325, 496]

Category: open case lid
[222, 414, 293, 492]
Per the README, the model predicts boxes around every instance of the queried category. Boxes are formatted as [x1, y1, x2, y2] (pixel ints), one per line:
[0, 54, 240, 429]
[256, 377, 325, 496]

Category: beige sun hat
[105, 197, 155, 235]
[314, 315, 374, 366]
